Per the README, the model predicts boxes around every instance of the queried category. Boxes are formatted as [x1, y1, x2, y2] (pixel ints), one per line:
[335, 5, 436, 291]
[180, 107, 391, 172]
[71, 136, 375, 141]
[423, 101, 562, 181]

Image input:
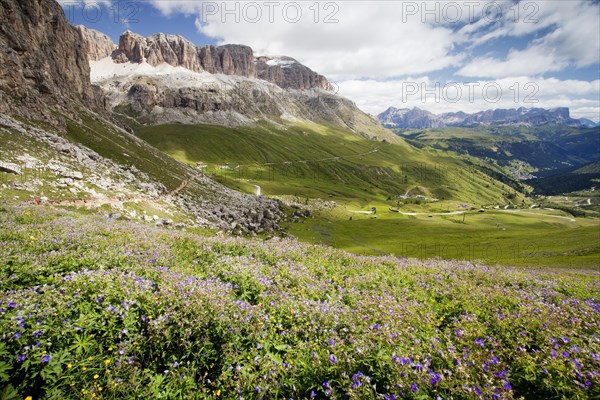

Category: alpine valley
[0, 1, 599, 399]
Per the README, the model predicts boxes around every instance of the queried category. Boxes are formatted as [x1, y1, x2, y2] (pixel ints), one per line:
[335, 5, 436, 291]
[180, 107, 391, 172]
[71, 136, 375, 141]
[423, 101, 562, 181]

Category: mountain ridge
[81, 26, 399, 142]
[378, 106, 589, 129]
[79, 26, 332, 92]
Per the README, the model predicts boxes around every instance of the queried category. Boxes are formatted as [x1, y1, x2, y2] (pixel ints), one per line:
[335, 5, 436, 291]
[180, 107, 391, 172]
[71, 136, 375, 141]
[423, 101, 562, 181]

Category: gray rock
[0, 161, 21, 175]
[76, 25, 116, 61]
[61, 170, 83, 180]
[0, 0, 97, 129]
[102, 31, 329, 90]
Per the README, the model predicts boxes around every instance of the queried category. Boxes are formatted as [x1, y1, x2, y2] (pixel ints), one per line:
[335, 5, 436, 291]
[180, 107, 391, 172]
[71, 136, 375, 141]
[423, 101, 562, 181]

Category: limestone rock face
[0, 0, 97, 128]
[113, 30, 146, 63]
[92, 30, 330, 90]
[218, 44, 256, 77]
[76, 25, 116, 61]
[255, 56, 332, 91]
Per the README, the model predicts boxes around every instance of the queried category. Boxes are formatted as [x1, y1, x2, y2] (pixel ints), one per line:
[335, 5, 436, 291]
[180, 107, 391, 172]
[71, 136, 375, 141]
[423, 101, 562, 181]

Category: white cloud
[146, 1, 599, 81]
[458, 1, 600, 78]
[150, 1, 465, 80]
[144, 1, 599, 119]
[338, 77, 600, 121]
[457, 46, 568, 78]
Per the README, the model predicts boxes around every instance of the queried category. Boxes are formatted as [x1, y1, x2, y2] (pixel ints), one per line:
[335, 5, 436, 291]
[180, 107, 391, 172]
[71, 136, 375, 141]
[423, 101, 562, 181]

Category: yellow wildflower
[104, 359, 110, 365]
[67, 363, 72, 369]
[25, 397, 33, 400]
[93, 374, 99, 379]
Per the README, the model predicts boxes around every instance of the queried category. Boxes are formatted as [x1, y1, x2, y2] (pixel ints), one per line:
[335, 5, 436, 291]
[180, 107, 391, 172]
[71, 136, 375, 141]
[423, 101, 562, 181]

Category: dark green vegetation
[395, 125, 600, 178]
[1, 205, 599, 399]
[527, 161, 600, 195]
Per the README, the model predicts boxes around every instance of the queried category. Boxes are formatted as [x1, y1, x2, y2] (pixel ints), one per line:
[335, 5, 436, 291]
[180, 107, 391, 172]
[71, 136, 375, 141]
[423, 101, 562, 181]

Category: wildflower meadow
[0, 205, 598, 399]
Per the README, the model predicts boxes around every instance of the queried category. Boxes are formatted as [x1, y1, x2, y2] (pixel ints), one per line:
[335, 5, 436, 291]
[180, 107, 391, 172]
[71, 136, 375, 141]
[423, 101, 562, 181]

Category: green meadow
[135, 122, 600, 269]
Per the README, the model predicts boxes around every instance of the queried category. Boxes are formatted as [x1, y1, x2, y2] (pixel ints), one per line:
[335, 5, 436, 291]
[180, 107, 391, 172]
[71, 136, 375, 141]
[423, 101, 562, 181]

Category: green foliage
[0, 205, 599, 399]
[135, 122, 520, 206]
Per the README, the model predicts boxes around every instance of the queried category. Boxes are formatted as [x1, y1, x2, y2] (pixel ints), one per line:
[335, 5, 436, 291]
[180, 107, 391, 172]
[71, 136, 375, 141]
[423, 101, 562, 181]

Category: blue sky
[62, 1, 600, 120]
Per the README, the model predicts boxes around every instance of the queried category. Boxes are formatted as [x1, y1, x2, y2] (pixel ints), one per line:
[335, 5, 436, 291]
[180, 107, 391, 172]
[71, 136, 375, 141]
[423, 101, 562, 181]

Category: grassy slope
[287, 207, 600, 269]
[0, 204, 598, 399]
[135, 122, 600, 269]
[62, 110, 189, 191]
[135, 122, 521, 206]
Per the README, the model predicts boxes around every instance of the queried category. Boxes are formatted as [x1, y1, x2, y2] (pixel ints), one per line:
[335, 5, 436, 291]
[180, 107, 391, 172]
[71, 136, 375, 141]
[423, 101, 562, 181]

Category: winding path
[498, 209, 576, 222]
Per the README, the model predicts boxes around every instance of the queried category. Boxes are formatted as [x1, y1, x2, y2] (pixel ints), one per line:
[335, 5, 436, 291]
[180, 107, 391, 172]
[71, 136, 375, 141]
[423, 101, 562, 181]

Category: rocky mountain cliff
[379, 106, 586, 129]
[100, 29, 331, 91]
[0, 0, 98, 128]
[0, 0, 286, 234]
[79, 26, 395, 141]
[76, 25, 116, 61]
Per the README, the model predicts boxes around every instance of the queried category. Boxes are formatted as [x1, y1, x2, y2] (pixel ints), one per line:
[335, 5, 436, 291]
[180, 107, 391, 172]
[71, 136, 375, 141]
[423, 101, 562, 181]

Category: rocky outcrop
[112, 31, 257, 78]
[76, 25, 116, 61]
[378, 107, 444, 129]
[95, 30, 329, 90]
[256, 56, 332, 91]
[0, 0, 96, 128]
[0, 161, 21, 175]
[218, 44, 256, 77]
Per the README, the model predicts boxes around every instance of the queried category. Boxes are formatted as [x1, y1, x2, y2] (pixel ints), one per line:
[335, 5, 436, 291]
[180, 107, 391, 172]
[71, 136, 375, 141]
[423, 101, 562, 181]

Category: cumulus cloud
[148, 1, 465, 79]
[458, 1, 600, 78]
[145, 1, 598, 80]
[338, 77, 600, 120]
[141, 1, 599, 119]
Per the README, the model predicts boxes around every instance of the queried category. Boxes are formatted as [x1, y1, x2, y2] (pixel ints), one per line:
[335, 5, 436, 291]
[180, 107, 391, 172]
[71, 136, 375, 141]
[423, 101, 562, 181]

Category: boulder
[0, 161, 21, 174]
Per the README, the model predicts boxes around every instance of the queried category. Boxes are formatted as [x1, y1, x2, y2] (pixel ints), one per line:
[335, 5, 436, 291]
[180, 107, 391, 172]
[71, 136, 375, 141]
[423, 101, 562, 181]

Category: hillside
[1, 0, 600, 398]
[134, 122, 520, 206]
[394, 125, 600, 175]
[1, 204, 599, 399]
[527, 161, 600, 195]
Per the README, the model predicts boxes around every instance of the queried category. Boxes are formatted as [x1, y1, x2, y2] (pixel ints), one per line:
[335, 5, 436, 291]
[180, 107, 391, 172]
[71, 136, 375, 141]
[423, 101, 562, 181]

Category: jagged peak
[82, 29, 332, 90]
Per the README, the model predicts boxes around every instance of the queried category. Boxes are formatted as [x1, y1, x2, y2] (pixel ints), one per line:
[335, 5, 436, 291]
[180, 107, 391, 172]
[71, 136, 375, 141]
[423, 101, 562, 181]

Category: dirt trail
[38, 172, 202, 209]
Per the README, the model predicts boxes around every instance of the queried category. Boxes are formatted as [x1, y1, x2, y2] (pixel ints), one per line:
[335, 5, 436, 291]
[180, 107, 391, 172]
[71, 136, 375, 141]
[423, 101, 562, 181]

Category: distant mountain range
[378, 106, 598, 129]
